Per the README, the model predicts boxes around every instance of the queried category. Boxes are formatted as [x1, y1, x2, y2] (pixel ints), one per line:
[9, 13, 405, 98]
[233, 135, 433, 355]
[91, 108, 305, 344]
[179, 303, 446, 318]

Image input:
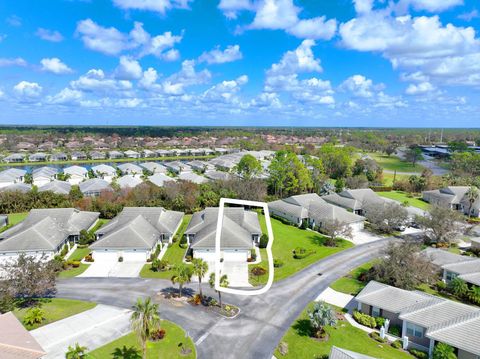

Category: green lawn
[250, 215, 354, 285]
[58, 263, 90, 278]
[382, 173, 410, 186]
[330, 261, 375, 295]
[88, 320, 196, 359]
[14, 298, 96, 330]
[67, 246, 91, 261]
[0, 212, 28, 233]
[274, 303, 413, 359]
[90, 218, 111, 233]
[377, 191, 430, 210]
[369, 153, 424, 173]
[140, 215, 192, 279]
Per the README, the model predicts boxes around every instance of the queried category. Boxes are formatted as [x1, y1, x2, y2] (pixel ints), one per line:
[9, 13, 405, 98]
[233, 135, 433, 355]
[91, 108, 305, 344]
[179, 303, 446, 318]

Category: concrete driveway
[222, 261, 250, 287]
[31, 304, 132, 359]
[79, 261, 144, 278]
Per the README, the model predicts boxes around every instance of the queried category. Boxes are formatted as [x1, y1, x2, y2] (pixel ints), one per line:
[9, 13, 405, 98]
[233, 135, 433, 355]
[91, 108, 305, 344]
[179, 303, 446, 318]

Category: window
[372, 306, 381, 317]
[406, 322, 424, 338]
[446, 271, 457, 282]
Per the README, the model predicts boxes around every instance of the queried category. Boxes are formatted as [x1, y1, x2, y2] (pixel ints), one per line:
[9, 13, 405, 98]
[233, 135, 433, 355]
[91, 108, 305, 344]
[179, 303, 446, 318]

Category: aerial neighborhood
[1, 127, 480, 359]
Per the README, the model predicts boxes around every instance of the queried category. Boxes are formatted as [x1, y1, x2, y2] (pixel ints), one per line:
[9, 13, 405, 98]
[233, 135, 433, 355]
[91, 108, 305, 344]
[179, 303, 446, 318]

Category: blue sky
[0, 0, 480, 127]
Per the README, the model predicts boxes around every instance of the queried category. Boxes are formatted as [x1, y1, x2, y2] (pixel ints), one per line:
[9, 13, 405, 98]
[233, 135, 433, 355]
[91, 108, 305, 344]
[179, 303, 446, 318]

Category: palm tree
[449, 277, 468, 298]
[468, 286, 480, 305]
[209, 273, 229, 308]
[192, 258, 209, 298]
[65, 342, 88, 359]
[130, 297, 161, 359]
[171, 264, 193, 297]
[23, 307, 45, 326]
[308, 301, 337, 338]
[466, 186, 479, 217]
[433, 342, 457, 359]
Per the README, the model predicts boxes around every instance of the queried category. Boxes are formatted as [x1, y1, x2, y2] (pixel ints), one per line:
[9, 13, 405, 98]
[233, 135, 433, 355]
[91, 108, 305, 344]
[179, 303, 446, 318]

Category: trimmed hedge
[353, 311, 377, 328]
[292, 247, 315, 259]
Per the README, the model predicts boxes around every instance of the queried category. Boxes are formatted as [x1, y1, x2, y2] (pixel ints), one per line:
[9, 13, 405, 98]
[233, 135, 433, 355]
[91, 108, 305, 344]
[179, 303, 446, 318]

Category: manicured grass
[250, 215, 354, 285]
[90, 218, 111, 233]
[58, 263, 90, 278]
[369, 152, 424, 173]
[330, 261, 375, 295]
[377, 191, 430, 210]
[140, 215, 192, 279]
[274, 303, 413, 359]
[382, 173, 410, 186]
[14, 298, 96, 330]
[67, 246, 91, 261]
[0, 212, 28, 233]
[88, 320, 196, 359]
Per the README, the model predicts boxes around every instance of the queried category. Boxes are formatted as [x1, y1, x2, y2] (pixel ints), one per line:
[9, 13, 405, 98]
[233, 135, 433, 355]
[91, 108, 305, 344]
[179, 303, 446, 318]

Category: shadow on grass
[112, 345, 142, 359]
[292, 319, 313, 337]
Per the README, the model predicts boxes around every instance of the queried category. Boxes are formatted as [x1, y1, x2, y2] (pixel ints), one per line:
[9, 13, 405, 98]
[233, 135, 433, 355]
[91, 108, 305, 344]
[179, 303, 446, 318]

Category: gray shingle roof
[79, 178, 112, 194]
[443, 260, 480, 275]
[323, 189, 385, 211]
[117, 163, 142, 174]
[139, 162, 166, 173]
[92, 164, 116, 176]
[204, 170, 231, 181]
[148, 173, 176, 187]
[63, 165, 87, 176]
[186, 207, 261, 250]
[38, 180, 71, 195]
[117, 175, 143, 189]
[32, 166, 58, 179]
[0, 183, 32, 193]
[91, 207, 184, 250]
[422, 247, 478, 267]
[0, 209, 99, 252]
[178, 172, 208, 184]
[329, 346, 378, 359]
[0, 168, 26, 182]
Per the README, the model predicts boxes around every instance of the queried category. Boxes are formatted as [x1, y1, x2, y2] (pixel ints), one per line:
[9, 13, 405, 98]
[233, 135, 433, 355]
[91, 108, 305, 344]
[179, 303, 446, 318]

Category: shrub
[409, 349, 429, 359]
[436, 280, 447, 291]
[388, 325, 402, 337]
[259, 234, 269, 248]
[433, 343, 457, 359]
[369, 331, 386, 343]
[251, 266, 267, 276]
[448, 277, 468, 297]
[118, 256, 123, 262]
[23, 307, 45, 326]
[185, 255, 192, 262]
[274, 259, 284, 268]
[353, 311, 376, 328]
[60, 245, 68, 257]
[71, 261, 80, 268]
[193, 294, 202, 305]
[293, 247, 315, 259]
[300, 220, 308, 230]
[84, 254, 94, 262]
[150, 329, 166, 341]
[151, 259, 169, 272]
[375, 316, 386, 329]
[391, 340, 403, 349]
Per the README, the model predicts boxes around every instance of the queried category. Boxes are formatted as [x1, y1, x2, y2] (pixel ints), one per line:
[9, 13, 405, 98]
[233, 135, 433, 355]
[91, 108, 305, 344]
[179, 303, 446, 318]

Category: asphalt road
[57, 238, 392, 359]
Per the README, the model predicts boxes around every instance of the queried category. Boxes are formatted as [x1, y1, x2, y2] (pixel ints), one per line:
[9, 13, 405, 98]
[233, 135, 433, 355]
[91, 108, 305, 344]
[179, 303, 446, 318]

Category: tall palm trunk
[142, 339, 147, 359]
[218, 291, 222, 308]
[179, 283, 183, 297]
[198, 277, 203, 298]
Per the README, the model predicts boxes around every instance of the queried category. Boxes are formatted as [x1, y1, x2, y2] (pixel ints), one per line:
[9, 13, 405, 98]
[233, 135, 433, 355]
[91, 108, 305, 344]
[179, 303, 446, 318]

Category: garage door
[122, 251, 148, 262]
[93, 251, 118, 262]
[349, 221, 365, 234]
[223, 250, 248, 262]
[193, 250, 216, 262]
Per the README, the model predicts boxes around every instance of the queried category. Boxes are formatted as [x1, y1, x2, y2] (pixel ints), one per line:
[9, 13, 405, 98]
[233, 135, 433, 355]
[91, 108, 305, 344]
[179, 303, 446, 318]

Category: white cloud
[162, 49, 180, 61]
[340, 75, 376, 98]
[116, 98, 142, 108]
[36, 28, 63, 42]
[250, 0, 300, 30]
[0, 57, 27, 67]
[199, 45, 243, 64]
[47, 88, 83, 105]
[166, 60, 212, 87]
[114, 56, 143, 80]
[202, 75, 248, 103]
[354, 0, 374, 14]
[405, 81, 437, 95]
[458, 10, 479, 22]
[70, 69, 132, 93]
[112, 0, 192, 14]
[218, 0, 254, 19]
[13, 81, 42, 100]
[76, 19, 129, 55]
[398, 0, 463, 12]
[40, 58, 73, 74]
[287, 17, 337, 40]
[6, 15, 21, 27]
[139, 67, 162, 91]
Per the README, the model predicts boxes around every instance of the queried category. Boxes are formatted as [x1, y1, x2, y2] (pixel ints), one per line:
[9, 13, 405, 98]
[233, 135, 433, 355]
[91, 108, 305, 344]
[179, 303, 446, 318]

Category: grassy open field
[274, 303, 413, 359]
[369, 152, 424, 173]
[14, 298, 96, 330]
[88, 320, 196, 359]
[330, 261, 375, 296]
[250, 215, 354, 285]
[377, 191, 430, 210]
[140, 214, 192, 279]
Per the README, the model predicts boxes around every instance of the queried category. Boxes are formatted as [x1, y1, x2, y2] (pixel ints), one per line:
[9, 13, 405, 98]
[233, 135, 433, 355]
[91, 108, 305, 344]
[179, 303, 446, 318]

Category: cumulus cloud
[6, 15, 21, 27]
[405, 81, 437, 95]
[202, 75, 248, 103]
[218, 0, 254, 19]
[340, 75, 379, 98]
[13, 81, 42, 100]
[76, 19, 182, 58]
[162, 49, 180, 61]
[47, 88, 83, 105]
[458, 10, 479, 22]
[36, 28, 63, 42]
[0, 57, 27, 67]
[112, 0, 192, 14]
[114, 56, 143, 80]
[199, 45, 243, 64]
[287, 17, 337, 40]
[70, 69, 132, 93]
[166, 60, 212, 88]
[397, 0, 463, 13]
[40, 58, 73, 74]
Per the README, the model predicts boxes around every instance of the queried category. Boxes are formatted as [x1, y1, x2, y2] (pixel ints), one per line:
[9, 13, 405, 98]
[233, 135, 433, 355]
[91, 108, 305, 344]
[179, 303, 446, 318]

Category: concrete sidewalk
[315, 287, 356, 311]
[31, 304, 132, 358]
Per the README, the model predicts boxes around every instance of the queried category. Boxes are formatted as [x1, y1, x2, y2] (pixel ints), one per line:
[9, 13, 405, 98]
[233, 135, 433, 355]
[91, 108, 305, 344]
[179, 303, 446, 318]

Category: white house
[79, 178, 113, 197]
[38, 180, 71, 195]
[117, 175, 143, 189]
[124, 150, 140, 159]
[32, 167, 58, 187]
[92, 164, 116, 183]
[63, 165, 88, 185]
[148, 173, 176, 187]
[0, 168, 26, 188]
[117, 163, 143, 177]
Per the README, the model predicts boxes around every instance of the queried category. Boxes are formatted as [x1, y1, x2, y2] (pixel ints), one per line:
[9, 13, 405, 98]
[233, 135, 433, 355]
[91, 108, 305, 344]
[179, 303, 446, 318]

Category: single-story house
[90, 151, 106, 160]
[187, 160, 212, 172]
[208, 157, 236, 172]
[156, 149, 173, 157]
[0, 168, 26, 188]
[38, 180, 71, 195]
[269, 193, 365, 233]
[0, 208, 99, 264]
[142, 149, 156, 158]
[323, 189, 387, 216]
[0, 183, 32, 193]
[178, 171, 208, 184]
[79, 178, 113, 197]
[329, 346, 377, 359]
[148, 173, 176, 187]
[124, 150, 140, 158]
[71, 151, 87, 161]
[140, 162, 167, 174]
[355, 280, 480, 358]
[423, 186, 478, 216]
[472, 238, 480, 251]
[90, 207, 184, 262]
[108, 150, 124, 159]
[3, 153, 25, 163]
[0, 311, 46, 358]
[28, 152, 48, 162]
[50, 152, 68, 162]
[63, 165, 88, 185]
[185, 207, 262, 263]
[117, 163, 143, 177]
[117, 175, 143, 189]
[164, 161, 191, 174]
[32, 166, 58, 187]
[204, 170, 231, 181]
[92, 164, 116, 183]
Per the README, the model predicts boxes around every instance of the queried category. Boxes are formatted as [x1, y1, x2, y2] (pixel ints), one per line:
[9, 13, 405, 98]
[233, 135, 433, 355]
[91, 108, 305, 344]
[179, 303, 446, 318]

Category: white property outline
[214, 198, 274, 296]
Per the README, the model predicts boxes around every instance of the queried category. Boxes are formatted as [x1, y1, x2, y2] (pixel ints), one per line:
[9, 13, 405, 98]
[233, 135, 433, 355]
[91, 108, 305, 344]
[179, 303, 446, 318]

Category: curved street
[56, 238, 393, 359]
